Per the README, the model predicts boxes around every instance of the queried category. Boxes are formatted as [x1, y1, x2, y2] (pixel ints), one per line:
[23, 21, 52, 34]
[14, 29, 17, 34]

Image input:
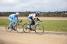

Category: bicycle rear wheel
[23, 24, 30, 32]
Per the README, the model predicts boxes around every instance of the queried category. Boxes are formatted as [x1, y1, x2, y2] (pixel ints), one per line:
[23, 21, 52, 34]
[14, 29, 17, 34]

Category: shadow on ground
[0, 39, 5, 44]
[17, 31, 67, 35]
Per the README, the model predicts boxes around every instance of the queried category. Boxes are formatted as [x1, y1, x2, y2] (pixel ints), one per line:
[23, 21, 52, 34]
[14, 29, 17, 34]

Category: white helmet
[16, 12, 19, 15]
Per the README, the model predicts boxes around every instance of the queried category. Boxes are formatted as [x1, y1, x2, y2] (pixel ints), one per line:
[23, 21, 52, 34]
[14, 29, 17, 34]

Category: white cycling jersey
[28, 13, 36, 19]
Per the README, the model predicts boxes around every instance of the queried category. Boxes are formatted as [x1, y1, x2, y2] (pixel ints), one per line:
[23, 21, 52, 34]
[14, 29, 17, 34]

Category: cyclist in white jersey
[28, 12, 39, 30]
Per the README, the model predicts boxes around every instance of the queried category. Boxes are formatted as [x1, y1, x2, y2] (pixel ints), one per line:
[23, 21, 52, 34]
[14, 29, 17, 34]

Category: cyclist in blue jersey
[8, 12, 19, 31]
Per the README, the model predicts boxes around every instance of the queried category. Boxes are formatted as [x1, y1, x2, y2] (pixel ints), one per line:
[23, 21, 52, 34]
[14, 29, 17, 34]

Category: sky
[0, 0, 67, 12]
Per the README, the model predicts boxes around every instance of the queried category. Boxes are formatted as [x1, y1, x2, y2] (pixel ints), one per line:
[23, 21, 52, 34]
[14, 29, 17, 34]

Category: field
[0, 17, 67, 44]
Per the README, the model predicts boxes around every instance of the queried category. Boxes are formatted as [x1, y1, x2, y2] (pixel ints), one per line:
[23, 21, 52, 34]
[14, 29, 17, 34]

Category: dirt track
[0, 27, 67, 44]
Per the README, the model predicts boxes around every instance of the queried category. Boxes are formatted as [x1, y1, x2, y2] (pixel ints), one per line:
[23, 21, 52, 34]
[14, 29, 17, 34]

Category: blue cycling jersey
[8, 14, 18, 22]
[28, 16, 33, 19]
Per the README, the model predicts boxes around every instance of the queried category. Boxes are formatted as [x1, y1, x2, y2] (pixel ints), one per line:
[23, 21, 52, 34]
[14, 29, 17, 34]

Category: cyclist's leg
[8, 21, 13, 29]
[28, 18, 32, 30]
[32, 19, 35, 25]
[12, 22, 17, 31]
[7, 21, 14, 31]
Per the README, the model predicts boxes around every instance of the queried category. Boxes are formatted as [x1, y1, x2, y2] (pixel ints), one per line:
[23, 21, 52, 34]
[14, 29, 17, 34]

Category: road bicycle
[17, 18, 44, 33]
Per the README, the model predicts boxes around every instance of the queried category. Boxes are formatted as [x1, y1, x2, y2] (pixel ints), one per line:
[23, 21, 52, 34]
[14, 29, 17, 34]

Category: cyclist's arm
[8, 16, 13, 22]
[37, 18, 40, 21]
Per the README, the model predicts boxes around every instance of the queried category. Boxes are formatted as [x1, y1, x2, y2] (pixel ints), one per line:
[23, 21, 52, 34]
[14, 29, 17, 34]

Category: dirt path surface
[0, 27, 67, 44]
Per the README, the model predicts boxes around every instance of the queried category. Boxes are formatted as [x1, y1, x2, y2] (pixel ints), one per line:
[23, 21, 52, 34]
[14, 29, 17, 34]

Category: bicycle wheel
[23, 24, 30, 32]
[35, 24, 40, 32]
[35, 24, 44, 32]
[6, 26, 12, 32]
[16, 24, 23, 32]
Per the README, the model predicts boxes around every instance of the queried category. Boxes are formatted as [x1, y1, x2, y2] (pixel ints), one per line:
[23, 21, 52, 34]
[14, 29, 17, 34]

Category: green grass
[0, 19, 67, 32]
[0, 19, 8, 26]
[41, 20, 67, 32]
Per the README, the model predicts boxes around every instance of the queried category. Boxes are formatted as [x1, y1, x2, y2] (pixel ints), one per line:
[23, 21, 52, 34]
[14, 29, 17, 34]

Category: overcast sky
[0, 0, 67, 12]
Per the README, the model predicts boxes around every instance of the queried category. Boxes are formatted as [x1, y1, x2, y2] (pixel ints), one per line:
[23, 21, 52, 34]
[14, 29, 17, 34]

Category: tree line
[0, 11, 67, 17]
